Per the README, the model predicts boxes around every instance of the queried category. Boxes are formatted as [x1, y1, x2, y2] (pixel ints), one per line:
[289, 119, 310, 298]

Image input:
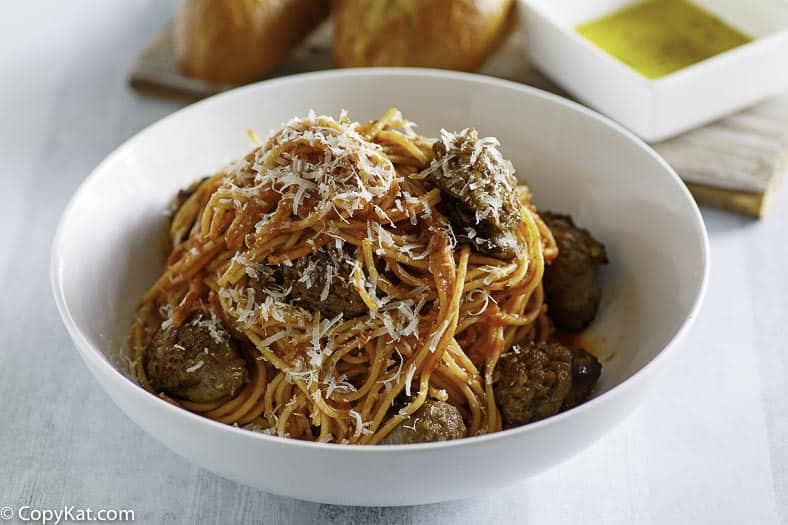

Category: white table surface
[1, 1, 786, 523]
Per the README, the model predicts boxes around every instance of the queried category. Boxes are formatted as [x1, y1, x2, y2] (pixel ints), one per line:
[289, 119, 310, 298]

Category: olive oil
[577, 0, 752, 79]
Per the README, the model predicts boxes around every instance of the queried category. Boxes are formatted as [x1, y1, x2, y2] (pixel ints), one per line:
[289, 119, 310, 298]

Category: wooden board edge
[685, 183, 768, 218]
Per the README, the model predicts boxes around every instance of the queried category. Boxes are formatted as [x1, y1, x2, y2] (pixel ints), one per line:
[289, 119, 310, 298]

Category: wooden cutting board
[130, 22, 788, 218]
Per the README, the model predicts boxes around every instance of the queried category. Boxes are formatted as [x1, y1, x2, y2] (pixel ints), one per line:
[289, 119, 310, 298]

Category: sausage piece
[494, 342, 602, 427]
[382, 400, 467, 444]
[541, 212, 608, 331]
[428, 128, 522, 259]
[280, 246, 368, 319]
[494, 342, 573, 426]
[562, 348, 602, 410]
[144, 314, 249, 403]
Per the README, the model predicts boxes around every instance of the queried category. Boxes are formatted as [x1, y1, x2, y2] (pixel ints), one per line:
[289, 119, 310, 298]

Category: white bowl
[520, 0, 788, 142]
[51, 69, 708, 506]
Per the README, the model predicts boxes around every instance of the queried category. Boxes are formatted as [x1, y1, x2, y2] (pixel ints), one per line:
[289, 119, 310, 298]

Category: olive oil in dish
[577, 0, 752, 79]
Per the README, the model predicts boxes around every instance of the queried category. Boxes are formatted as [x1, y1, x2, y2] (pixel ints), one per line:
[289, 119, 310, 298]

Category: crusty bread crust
[332, 0, 515, 71]
[175, 0, 329, 84]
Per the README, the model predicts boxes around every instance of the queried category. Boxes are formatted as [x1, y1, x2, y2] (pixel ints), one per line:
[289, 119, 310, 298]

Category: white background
[0, 1, 785, 523]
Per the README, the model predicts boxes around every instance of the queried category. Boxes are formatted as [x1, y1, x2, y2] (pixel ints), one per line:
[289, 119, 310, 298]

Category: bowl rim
[50, 67, 710, 453]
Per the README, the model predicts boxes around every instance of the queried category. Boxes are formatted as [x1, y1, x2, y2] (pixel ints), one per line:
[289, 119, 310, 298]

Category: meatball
[144, 315, 249, 403]
[494, 342, 603, 427]
[382, 400, 467, 444]
[541, 212, 608, 331]
[562, 349, 602, 410]
[280, 246, 368, 318]
[493, 342, 573, 427]
[427, 128, 522, 259]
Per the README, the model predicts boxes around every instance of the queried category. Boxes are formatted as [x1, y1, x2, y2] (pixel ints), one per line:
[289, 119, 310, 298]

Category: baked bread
[174, 0, 329, 85]
[332, 0, 515, 71]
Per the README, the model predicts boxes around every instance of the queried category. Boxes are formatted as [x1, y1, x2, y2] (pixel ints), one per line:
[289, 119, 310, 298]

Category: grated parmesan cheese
[404, 363, 417, 396]
[427, 319, 450, 353]
[185, 360, 204, 373]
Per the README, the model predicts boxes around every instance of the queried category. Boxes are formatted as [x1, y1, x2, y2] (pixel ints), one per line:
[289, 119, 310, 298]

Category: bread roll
[332, 0, 515, 71]
[174, 0, 329, 85]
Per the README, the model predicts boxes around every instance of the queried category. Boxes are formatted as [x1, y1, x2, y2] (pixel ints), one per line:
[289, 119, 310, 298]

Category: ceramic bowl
[51, 69, 708, 506]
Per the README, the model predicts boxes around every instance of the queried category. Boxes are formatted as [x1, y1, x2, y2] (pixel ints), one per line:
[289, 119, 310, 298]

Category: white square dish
[519, 0, 788, 142]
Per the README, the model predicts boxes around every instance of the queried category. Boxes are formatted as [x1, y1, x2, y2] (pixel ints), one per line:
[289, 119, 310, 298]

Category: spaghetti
[130, 109, 559, 444]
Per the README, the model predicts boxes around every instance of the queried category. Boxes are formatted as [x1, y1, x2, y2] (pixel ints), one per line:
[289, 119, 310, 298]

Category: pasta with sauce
[129, 109, 607, 444]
